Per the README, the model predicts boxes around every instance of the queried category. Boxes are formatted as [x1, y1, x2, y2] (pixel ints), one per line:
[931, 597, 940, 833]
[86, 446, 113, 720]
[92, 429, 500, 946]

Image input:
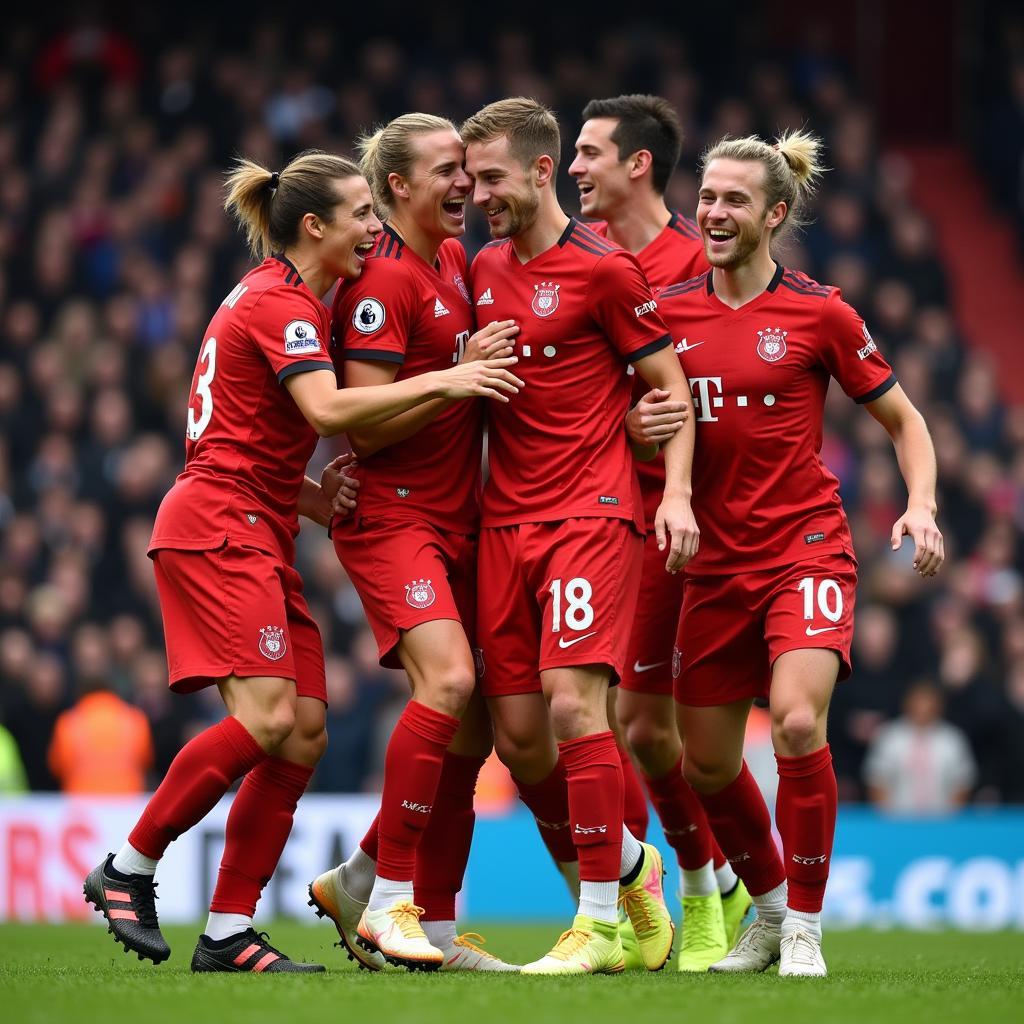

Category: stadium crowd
[1, 15, 1023, 807]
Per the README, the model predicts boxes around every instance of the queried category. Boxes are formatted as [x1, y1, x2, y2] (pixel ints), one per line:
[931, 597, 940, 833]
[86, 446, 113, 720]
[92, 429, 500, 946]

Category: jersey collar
[272, 253, 304, 285]
[707, 261, 784, 296]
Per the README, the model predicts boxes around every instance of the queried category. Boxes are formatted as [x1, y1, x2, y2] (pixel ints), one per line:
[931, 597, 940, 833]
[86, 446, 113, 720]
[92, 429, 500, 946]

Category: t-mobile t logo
[690, 376, 724, 422]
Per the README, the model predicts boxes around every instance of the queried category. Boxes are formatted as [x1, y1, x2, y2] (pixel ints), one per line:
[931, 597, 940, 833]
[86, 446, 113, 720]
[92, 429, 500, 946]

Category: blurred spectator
[863, 681, 977, 814]
[0, 717, 27, 793]
[47, 672, 153, 795]
[3, 649, 67, 790]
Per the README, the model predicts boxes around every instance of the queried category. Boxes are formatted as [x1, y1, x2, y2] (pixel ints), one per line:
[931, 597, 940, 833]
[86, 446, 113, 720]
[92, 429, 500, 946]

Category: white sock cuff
[112, 842, 158, 877]
[578, 879, 619, 924]
[619, 830, 643, 878]
[680, 859, 717, 898]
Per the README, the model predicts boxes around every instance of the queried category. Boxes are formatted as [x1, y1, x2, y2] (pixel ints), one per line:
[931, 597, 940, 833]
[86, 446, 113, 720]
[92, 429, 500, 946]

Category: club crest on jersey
[405, 578, 436, 609]
[259, 625, 287, 661]
[454, 273, 471, 303]
[284, 319, 321, 354]
[353, 297, 386, 334]
[532, 282, 560, 318]
[671, 646, 682, 679]
[756, 326, 788, 363]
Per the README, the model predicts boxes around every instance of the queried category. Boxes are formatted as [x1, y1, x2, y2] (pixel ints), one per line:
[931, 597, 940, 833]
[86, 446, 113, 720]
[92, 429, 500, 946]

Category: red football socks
[129, 716, 266, 859]
[560, 731, 624, 883]
[643, 757, 719, 870]
[376, 700, 460, 881]
[618, 740, 649, 841]
[210, 755, 313, 915]
[415, 751, 486, 921]
[513, 756, 577, 865]
[696, 761, 786, 897]
[775, 744, 837, 913]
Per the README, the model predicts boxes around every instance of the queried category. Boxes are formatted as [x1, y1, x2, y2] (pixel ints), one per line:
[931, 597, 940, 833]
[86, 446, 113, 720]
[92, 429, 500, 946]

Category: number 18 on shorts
[477, 518, 644, 697]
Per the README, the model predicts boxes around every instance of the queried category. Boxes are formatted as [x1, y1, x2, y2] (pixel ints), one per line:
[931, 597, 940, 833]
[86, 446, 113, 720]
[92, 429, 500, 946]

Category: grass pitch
[1, 922, 1021, 1024]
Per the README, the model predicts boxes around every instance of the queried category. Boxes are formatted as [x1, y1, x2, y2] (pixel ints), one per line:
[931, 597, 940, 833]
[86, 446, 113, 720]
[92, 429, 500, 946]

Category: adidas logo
[433, 297, 450, 318]
[476, 288, 494, 306]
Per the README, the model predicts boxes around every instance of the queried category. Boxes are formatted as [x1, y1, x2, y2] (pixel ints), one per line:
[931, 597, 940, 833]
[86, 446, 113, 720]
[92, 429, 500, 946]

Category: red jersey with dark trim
[657, 264, 896, 574]
[332, 229, 480, 532]
[470, 218, 671, 530]
[149, 256, 333, 564]
[595, 211, 708, 528]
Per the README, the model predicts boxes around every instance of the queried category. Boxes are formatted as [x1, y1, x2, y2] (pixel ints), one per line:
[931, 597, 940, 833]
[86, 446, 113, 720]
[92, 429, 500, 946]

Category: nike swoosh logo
[558, 631, 597, 649]
[633, 660, 668, 673]
[675, 340, 704, 352]
[805, 625, 839, 636]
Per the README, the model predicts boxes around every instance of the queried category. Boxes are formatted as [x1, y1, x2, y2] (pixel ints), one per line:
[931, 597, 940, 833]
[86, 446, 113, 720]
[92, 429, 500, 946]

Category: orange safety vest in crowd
[48, 691, 154, 794]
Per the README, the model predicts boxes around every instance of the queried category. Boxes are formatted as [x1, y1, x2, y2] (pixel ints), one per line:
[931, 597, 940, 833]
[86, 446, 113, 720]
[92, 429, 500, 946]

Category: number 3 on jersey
[186, 337, 217, 440]
[548, 577, 595, 632]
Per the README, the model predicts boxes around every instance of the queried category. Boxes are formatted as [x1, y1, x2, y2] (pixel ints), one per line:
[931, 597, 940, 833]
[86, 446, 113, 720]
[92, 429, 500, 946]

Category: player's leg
[766, 556, 855, 978]
[608, 689, 649, 841]
[194, 591, 329, 973]
[85, 546, 294, 964]
[769, 649, 838, 978]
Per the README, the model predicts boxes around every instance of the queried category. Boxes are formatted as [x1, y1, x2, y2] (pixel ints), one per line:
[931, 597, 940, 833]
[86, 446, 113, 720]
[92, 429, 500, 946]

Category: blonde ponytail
[224, 159, 276, 261]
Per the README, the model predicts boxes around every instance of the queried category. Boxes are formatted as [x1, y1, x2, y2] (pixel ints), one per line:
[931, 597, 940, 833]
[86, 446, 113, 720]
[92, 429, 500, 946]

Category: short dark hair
[580, 94, 683, 194]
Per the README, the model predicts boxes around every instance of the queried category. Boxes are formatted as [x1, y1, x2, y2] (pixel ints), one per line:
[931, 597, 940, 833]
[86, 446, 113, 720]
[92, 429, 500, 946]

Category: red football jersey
[470, 218, 671, 531]
[149, 256, 333, 564]
[657, 264, 896, 574]
[332, 229, 481, 532]
[595, 212, 708, 528]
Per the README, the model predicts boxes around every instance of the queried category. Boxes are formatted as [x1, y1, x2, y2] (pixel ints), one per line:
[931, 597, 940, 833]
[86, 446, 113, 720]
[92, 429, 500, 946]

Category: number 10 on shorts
[548, 577, 595, 632]
[797, 576, 843, 622]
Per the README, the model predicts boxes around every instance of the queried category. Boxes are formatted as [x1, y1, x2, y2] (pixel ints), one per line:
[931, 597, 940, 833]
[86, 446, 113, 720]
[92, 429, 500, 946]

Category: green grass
[1, 922, 1021, 1024]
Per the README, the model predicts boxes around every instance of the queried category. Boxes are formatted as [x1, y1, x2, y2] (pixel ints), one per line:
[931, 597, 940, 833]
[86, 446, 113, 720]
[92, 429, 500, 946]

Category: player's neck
[602, 194, 671, 255]
[511, 196, 570, 264]
[712, 249, 778, 309]
[284, 246, 333, 299]
[386, 215, 443, 269]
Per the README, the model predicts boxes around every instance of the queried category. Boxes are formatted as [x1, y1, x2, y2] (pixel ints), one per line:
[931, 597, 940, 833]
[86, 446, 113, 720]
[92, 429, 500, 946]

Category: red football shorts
[673, 554, 857, 707]
[477, 518, 644, 698]
[152, 542, 327, 703]
[332, 517, 476, 669]
[620, 530, 686, 695]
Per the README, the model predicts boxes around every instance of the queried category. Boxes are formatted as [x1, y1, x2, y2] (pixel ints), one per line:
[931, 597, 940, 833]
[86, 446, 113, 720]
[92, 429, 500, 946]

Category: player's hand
[321, 453, 360, 517]
[655, 494, 700, 574]
[891, 504, 944, 577]
[432, 357, 524, 402]
[625, 389, 690, 446]
[462, 320, 519, 362]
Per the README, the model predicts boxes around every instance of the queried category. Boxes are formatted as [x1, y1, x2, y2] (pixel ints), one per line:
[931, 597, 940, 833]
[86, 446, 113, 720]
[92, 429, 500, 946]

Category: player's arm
[863, 383, 944, 577]
[284, 358, 522, 438]
[344, 320, 520, 458]
[633, 345, 699, 572]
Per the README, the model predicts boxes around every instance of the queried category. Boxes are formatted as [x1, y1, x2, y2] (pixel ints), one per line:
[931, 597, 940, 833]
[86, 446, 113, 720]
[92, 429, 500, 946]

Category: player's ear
[767, 200, 787, 230]
[387, 171, 410, 202]
[534, 154, 554, 188]
[629, 149, 653, 180]
[302, 211, 325, 241]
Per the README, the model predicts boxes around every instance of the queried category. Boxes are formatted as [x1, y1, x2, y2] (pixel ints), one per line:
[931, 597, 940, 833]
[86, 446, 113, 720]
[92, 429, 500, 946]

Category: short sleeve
[588, 250, 672, 361]
[333, 259, 420, 365]
[818, 291, 896, 404]
[247, 287, 334, 384]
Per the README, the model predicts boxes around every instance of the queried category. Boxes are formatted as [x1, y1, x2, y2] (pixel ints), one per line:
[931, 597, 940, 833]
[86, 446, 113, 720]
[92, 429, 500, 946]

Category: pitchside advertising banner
[0, 797, 1022, 929]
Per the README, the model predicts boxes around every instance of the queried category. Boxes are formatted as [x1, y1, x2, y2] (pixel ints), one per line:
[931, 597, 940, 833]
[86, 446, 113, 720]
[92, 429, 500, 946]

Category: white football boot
[707, 917, 781, 973]
[779, 927, 827, 977]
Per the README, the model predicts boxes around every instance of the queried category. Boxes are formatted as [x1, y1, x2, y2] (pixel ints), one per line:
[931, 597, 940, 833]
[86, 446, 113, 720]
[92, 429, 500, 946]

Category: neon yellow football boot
[617, 843, 674, 971]
[720, 879, 753, 947]
[520, 915, 625, 976]
[676, 892, 728, 972]
[617, 907, 645, 970]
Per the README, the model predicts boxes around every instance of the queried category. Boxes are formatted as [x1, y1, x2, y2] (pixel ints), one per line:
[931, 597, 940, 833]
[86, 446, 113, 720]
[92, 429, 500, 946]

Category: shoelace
[731, 918, 773, 955]
[453, 933, 498, 959]
[127, 876, 160, 929]
[618, 889, 656, 936]
[387, 901, 428, 939]
[784, 929, 821, 965]
[253, 930, 287, 959]
[548, 928, 591, 961]
[680, 898, 722, 952]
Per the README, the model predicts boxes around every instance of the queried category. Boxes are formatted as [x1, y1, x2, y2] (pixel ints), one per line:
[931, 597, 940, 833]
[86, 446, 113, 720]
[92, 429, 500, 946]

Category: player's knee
[548, 689, 600, 741]
[625, 717, 674, 765]
[493, 727, 545, 778]
[682, 751, 730, 794]
[301, 725, 328, 765]
[421, 667, 476, 717]
[258, 702, 297, 750]
[772, 706, 820, 754]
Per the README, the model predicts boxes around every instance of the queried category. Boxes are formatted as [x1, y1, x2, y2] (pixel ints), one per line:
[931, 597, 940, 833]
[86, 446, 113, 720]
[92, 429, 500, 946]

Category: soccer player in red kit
[307, 114, 520, 972]
[463, 98, 699, 975]
[569, 93, 751, 970]
[83, 151, 522, 972]
[659, 132, 943, 977]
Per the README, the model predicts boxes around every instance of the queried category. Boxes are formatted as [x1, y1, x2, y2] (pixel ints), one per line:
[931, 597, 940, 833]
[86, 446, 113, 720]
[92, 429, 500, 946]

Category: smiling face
[396, 128, 473, 243]
[697, 157, 784, 269]
[568, 117, 632, 218]
[465, 135, 541, 239]
[319, 176, 382, 280]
